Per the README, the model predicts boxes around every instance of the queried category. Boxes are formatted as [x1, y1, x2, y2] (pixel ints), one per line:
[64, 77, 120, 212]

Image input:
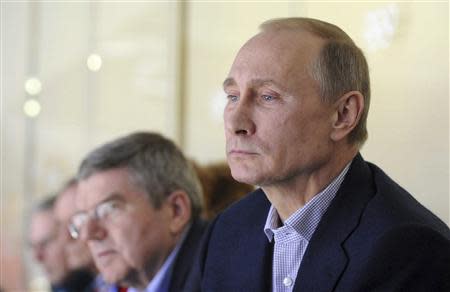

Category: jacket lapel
[201, 189, 274, 291]
[233, 189, 273, 291]
[293, 154, 375, 292]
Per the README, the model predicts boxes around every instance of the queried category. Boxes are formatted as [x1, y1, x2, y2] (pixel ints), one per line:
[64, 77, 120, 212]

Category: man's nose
[80, 217, 107, 241]
[224, 93, 256, 136]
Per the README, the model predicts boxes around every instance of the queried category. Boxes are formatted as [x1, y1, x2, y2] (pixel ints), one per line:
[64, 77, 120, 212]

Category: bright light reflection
[24, 77, 42, 95]
[87, 54, 102, 71]
[364, 4, 399, 52]
[23, 99, 41, 118]
[210, 89, 227, 123]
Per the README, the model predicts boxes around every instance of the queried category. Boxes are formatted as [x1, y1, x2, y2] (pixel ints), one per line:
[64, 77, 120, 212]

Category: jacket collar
[293, 153, 375, 291]
[169, 218, 208, 292]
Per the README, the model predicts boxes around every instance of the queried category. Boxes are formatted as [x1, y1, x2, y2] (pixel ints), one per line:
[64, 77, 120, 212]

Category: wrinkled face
[29, 210, 69, 285]
[76, 168, 173, 286]
[224, 30, 335, 186]
[54, 184, 94, 270]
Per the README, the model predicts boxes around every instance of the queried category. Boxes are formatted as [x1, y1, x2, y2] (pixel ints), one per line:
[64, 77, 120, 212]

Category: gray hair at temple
[260, 17, 370, 147]
[33, 195, 57, 213]
[28, 195, 58, 234]
[77, 132, 204, 219]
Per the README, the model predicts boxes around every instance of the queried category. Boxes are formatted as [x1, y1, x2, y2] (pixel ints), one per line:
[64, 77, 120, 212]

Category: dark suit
[51, 269, 96, 292]
[169, 218, 208, 292]
[193, 154, 450, 291]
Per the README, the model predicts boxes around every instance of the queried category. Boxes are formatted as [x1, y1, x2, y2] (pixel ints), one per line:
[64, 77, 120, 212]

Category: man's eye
[261, 95, 275, 101]
[227, 95, 238, 102]
[97, 201, 120, 219]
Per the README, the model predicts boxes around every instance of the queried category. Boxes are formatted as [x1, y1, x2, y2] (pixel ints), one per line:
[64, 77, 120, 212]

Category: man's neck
[122, 243, 175, 290]
[125, 226, 187, 290]
[263, 150, 357, 222]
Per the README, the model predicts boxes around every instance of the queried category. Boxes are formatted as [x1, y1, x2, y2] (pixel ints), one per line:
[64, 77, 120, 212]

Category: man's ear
[165, 190, 192, 235]
[330, 91, 364, 142]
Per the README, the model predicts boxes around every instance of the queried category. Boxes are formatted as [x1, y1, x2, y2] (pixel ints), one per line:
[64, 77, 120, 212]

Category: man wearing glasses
[69, 132, 206, 292]
[54, 179, 97, 289]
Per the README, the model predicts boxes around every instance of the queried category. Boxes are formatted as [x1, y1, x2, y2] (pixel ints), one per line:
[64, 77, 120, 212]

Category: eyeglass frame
[69, 195, 125, 239]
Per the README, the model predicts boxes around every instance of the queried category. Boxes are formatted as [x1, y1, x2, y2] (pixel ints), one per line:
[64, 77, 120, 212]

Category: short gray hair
[78, 132, 203, 219]
[29, 195, 58, 233]
[33, 195, 57, 213]
[260, 17, 370, 147]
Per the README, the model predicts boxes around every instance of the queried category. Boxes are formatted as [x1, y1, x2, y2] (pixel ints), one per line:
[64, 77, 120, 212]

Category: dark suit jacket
[193, 154, 450, 291]
[51, 269, 96, 292]
[169, 218, 208, 292]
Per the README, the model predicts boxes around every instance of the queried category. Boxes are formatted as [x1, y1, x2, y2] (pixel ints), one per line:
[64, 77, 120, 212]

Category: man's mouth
[96, 249, 116, 261]
[228, 149, 258, 156]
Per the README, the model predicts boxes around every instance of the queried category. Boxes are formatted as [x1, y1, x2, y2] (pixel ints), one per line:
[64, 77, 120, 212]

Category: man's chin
[230, 169, 261, 186]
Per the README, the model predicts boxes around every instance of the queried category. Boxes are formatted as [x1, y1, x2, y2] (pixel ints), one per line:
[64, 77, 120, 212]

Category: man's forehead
[61, 184, 77, 198]
[236, 29, 324, 64]
[55, 188, 77, 219]
[30, 211, 57, 238]
[226, 30, 322, 90]
[76, 168, 132, 210]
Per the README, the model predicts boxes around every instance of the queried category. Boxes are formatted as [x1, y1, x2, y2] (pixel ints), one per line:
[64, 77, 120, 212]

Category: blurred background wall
[1, 1, 448, 291]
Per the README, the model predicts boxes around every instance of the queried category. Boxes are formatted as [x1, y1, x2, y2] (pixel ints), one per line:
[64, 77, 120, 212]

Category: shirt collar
[264, 162, 351, 242]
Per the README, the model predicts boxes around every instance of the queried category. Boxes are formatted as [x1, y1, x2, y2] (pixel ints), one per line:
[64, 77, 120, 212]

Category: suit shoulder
[364, 162, 450, 238]
[344, 223, 450, 291]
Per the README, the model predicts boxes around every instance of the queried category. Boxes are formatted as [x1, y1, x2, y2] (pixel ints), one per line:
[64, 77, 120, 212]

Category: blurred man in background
[29, 196, 70, 291]
[70, 132, 207, 292]
[54, 179, 98, 291]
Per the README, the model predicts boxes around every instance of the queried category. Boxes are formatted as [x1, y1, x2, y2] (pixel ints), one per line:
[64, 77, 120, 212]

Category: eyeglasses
[69, 199, 123, 239]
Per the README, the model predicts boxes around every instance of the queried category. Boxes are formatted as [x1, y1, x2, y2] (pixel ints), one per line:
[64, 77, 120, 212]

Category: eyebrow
[222, 78, 285, 91]
[97, 193, 127, 209]
[223, 77, 236, 89]
[98, 193, 124, 204]
[77, 193, 124, 215]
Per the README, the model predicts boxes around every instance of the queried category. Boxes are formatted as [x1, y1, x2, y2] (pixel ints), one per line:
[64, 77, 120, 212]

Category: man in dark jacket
[192, 17, 450, 291]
